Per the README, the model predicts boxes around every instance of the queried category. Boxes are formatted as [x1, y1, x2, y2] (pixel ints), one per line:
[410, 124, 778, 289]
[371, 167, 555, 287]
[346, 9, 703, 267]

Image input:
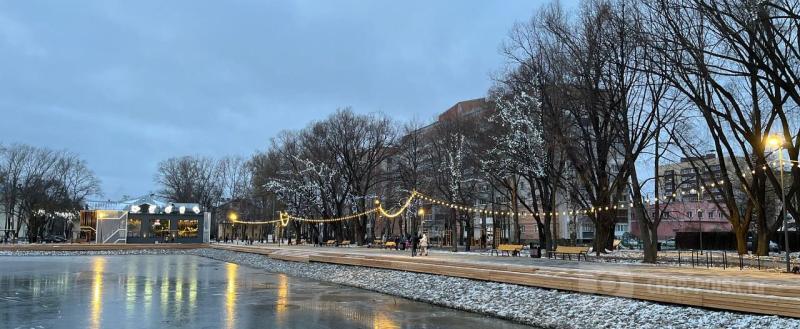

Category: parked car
[746, 237, 781, 253]
[770, 240, 780, 253]
[661, 238, 676, 250]
[43, 234, 66, 243]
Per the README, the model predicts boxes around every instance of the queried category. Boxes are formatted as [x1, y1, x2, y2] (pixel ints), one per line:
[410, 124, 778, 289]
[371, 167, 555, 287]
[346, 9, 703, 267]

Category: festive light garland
[285, 208, 379, 224]
[228, 159, 799, 226]
[377, 191, 418, 218]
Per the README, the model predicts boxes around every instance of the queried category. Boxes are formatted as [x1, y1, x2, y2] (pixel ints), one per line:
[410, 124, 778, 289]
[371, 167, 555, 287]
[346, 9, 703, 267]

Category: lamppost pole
[699, 186, 704, 255]
[769, 135, 790, 272]
[780, 146, 789, 272]
[418, 208, 425, 236]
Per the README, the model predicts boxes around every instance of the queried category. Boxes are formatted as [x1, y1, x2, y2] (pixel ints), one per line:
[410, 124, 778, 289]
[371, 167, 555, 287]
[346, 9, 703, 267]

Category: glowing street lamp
[417, 208, 426, 235]
[767, 134, 791, 272]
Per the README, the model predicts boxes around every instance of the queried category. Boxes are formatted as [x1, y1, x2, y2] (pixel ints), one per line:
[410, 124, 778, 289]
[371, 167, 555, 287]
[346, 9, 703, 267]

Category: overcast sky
[0, 0, 576, 200]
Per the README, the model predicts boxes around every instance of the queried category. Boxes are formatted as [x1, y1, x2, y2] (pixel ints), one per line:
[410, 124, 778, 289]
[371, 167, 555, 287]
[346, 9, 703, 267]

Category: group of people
[387, 233, 429, 257]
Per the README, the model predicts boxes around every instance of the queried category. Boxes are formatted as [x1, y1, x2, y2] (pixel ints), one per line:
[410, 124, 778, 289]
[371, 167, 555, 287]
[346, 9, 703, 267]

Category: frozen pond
[0, 255, 532, 328]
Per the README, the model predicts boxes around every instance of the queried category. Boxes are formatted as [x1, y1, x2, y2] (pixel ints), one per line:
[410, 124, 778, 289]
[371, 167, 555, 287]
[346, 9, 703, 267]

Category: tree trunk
[640, 220, 657, 263]
[511, 180, 520, 243]
[370, 216, 376, 241]
[593, 215, 614, 255]
[481, 214, 487, 249]
[543, 215, 553, 250]
[537, 221, 546, 249]
[450, 208, 458, 252]
[756, 226, 769, 256]
[465, 215, 473, 252]
[735, 227, 748, 255]
[355, 198, 366, 245]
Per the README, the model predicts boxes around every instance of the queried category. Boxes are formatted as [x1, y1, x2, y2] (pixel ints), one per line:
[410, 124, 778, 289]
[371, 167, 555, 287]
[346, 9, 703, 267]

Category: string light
[378, 191, 417, 218]
[230, 160, 798, 226]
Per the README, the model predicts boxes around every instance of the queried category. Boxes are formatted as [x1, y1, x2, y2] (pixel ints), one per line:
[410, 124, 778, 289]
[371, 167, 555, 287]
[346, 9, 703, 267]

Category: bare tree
[642, 0, 800, 254]
[395, 120, 428, 235]
[218, 156, 252, 202]
[155, 156, 223, 211]
[425, 116, 483, 251]
[0, 144, 101, 242]
[323, 109, 396, 245]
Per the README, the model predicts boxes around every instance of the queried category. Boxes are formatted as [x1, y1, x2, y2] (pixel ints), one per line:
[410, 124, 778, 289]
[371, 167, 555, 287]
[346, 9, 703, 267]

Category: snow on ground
[3, 248, 799, 328]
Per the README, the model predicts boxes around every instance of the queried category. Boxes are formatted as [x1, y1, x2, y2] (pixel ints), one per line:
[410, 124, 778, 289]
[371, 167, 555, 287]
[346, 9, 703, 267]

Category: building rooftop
[85, 195, 201, 213]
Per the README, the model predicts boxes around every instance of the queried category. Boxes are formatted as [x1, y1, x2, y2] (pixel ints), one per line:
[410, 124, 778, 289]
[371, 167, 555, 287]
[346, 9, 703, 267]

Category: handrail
[102, 228, 127, 244]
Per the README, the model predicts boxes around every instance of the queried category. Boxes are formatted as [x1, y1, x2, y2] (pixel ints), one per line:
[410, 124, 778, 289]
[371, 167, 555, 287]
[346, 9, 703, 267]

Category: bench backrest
[498, 244, 524, 251]
[341, 240, 351, 245]
[326, 240, 335, 244]
[555, 245, 589, 253]
[385, 241, 396, 246]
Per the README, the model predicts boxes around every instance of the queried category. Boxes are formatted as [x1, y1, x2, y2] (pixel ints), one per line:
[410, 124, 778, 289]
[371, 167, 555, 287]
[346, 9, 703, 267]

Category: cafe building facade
[81, 195, 210, 244]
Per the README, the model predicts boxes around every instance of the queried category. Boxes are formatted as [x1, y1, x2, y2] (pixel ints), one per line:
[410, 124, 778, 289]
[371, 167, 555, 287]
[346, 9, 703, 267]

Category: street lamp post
[699, 186, 704, 254]
[768, 135, 790, 272]
[374, 199, 381, 240]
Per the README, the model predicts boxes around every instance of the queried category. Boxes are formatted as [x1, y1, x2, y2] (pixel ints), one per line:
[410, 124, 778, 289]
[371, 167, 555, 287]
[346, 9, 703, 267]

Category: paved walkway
[227, 243, 800, 286]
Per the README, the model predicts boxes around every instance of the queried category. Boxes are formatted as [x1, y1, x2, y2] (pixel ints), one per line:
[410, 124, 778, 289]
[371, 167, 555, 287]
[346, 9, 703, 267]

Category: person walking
[411, 233, 420, 257]
[420, 233, 429, 256]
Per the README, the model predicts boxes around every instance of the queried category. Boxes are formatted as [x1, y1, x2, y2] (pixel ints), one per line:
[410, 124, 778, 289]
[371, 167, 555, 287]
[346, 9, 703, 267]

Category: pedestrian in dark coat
[411, 234, 420, 257]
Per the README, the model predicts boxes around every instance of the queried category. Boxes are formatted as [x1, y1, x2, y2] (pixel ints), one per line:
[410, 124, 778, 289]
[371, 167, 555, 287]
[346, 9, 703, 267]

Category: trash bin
[529, 242, 542, 258]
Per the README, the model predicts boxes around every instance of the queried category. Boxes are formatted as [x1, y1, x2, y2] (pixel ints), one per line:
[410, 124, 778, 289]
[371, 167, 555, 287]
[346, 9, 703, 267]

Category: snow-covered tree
[483, 86, 549, 245]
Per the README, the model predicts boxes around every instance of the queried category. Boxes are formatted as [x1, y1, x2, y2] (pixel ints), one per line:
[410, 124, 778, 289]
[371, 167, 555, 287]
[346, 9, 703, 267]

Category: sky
[0, 0, 576, 200]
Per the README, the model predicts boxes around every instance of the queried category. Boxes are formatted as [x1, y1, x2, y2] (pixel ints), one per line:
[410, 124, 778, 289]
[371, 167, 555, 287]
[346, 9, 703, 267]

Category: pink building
[629, 201, 732, 240]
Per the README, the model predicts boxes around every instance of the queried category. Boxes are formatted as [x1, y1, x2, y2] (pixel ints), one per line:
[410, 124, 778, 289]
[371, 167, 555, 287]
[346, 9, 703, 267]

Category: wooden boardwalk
[211, 244, 800, 318]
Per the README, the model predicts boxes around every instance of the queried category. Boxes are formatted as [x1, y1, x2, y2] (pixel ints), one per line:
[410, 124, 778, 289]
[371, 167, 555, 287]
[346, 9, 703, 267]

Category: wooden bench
[490, 244, 525, 257]
[339, 240, 351, 247]
[384, 241, 397, 249]
[325, 240, 336, 247]
[371, 240, 384, 248]
[548, 245, 590, 261]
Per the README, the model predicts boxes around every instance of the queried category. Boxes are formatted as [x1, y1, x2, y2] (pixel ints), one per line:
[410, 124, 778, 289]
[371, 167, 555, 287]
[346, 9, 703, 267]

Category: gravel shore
[3, 248, 799, 328]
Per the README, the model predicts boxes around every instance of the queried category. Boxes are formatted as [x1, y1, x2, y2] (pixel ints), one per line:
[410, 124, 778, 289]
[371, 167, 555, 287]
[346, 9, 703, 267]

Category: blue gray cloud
[0, 0, 568, 199]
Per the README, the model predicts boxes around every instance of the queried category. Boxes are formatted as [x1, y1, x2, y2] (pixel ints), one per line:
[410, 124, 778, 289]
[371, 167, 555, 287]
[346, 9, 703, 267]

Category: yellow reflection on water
[144, 261, 153, 318]
[125, 267, 137, 315]
[90, 257, 106, 329]
[175, 260, 183, 315]
[188, 261, 197, 315]
[276, 274, 289, 324]
[160, 260, 170, 317]
[372, 311, 399, 329]
[225, 263, 238, 329]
